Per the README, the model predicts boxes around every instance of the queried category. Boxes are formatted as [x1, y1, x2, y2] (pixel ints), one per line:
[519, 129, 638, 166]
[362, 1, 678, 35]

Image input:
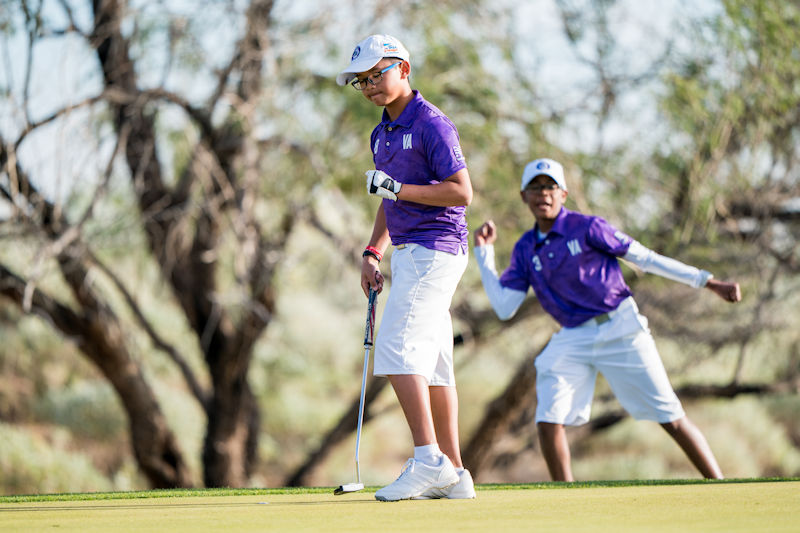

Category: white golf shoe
[375, 456, 459, 502]
[414, 468, 476, 499]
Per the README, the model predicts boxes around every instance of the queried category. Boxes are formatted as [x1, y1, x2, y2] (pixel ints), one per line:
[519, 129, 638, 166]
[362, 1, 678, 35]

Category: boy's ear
[401, 60, 411, 78]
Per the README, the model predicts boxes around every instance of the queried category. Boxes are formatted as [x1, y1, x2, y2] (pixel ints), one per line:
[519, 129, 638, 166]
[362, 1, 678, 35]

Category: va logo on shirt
[403, 134, 412, 150]
[532, 255, 542, 271]
[374, 138, 380, 155]
[453, 145, 464, 162]
[567, 239, 582, 256]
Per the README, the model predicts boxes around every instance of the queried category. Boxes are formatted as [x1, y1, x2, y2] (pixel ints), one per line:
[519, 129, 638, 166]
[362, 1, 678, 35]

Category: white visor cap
[521, 158, 567, 191]
[337, 34, 410, 86]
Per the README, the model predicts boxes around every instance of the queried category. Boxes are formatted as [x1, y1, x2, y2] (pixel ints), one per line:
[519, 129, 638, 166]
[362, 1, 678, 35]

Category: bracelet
[363, 246, 383, 262]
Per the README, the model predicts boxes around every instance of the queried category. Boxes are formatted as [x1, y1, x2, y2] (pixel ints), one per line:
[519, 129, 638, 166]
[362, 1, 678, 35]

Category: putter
[334, 287, 377, 495]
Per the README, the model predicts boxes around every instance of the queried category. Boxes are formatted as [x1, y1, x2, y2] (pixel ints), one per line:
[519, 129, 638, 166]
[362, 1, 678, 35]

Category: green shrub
[33, 381, 126, 440]
[0, 423, 113, 495]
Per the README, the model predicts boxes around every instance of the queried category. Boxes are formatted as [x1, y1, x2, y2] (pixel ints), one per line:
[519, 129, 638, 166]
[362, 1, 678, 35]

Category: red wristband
[363, 246, 383, 262]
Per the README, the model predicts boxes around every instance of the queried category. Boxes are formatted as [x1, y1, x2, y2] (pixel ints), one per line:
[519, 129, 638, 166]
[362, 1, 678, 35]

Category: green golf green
[1, 480, 797, 532]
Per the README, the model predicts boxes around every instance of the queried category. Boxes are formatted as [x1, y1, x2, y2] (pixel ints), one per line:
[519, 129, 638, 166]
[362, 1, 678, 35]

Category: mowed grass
[1, 479, 798, 533]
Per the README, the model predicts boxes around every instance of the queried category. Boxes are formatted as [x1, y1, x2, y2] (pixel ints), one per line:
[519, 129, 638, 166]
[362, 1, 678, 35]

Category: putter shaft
[334, 288, 376, 495]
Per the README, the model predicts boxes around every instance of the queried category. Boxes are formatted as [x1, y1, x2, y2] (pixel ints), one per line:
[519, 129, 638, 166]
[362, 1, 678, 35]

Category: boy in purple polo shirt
[337, 34, 475, 500]
[474, 157, 742, 481]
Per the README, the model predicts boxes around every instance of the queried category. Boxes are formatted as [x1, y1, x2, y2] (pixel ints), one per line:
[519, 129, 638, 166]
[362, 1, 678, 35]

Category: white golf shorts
[535, 297, 685, 426]
[373, 243, 467, 386]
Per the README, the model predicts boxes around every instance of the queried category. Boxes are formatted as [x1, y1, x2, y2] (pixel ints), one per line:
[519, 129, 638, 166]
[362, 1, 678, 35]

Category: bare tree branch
[86, 248, 211, 408]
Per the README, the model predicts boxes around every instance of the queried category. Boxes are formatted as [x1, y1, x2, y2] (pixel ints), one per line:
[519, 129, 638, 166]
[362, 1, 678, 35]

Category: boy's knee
[660, 416, 688, 436]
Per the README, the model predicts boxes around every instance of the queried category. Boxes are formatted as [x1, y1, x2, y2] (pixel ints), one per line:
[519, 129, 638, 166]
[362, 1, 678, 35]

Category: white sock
[414, 444, 442, 466]
[455, 467, 465, 473]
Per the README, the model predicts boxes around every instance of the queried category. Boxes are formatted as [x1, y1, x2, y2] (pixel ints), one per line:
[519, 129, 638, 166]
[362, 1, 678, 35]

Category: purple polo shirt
[499, 207, 634, 327]
[370, 91, 468, 254]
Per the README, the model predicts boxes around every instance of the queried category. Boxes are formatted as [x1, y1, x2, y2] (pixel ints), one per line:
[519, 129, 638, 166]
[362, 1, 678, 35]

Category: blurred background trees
[1, 0, 798, 494]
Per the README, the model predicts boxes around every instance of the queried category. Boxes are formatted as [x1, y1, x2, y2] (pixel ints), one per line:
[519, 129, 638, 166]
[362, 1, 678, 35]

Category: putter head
[333, 482, 364, 495]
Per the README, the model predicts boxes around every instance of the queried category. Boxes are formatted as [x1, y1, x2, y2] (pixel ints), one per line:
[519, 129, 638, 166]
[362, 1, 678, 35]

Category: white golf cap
[521, 158, 567, 191]
[336, 34, 410, 86]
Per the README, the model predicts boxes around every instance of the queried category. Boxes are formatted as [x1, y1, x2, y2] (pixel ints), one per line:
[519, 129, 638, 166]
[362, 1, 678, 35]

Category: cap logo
[351, 46, 361, 60]
[383, 43, 399, 54]
[536, 161, 550, 170]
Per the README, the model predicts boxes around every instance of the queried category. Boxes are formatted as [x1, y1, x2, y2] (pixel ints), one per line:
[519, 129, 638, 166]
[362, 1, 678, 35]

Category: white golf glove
[366, 170, 402, 201]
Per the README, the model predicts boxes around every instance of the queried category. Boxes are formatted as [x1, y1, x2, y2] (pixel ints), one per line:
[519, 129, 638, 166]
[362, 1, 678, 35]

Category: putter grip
[364, 288, 377, 347]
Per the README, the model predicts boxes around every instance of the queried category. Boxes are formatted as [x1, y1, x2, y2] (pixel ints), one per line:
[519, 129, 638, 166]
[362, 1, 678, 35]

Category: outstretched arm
[623, 241, 741, 303]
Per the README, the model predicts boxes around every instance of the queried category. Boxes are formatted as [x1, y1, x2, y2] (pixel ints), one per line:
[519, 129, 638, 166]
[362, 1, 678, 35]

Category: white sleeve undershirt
[474, 241, 711, 321]
[473, 245, 528, 320]
[623, 240, 713, 288]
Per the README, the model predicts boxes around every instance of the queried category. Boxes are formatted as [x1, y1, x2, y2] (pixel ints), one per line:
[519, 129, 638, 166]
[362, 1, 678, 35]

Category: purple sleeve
[423, 117, 467, 181]
[499, 239, 531, 292]
[587, 217, 633, 257]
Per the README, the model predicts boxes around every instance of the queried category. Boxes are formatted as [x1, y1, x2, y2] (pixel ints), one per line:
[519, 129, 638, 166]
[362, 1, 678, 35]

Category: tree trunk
[203, 349, 261, 487]
[461, 350, 540, 478]
[90, 0, 279, 487]
[0, 262, 193, 487]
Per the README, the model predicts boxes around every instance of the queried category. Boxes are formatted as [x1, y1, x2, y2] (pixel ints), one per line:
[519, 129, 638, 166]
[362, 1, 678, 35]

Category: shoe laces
[396, 458, 416, 480]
